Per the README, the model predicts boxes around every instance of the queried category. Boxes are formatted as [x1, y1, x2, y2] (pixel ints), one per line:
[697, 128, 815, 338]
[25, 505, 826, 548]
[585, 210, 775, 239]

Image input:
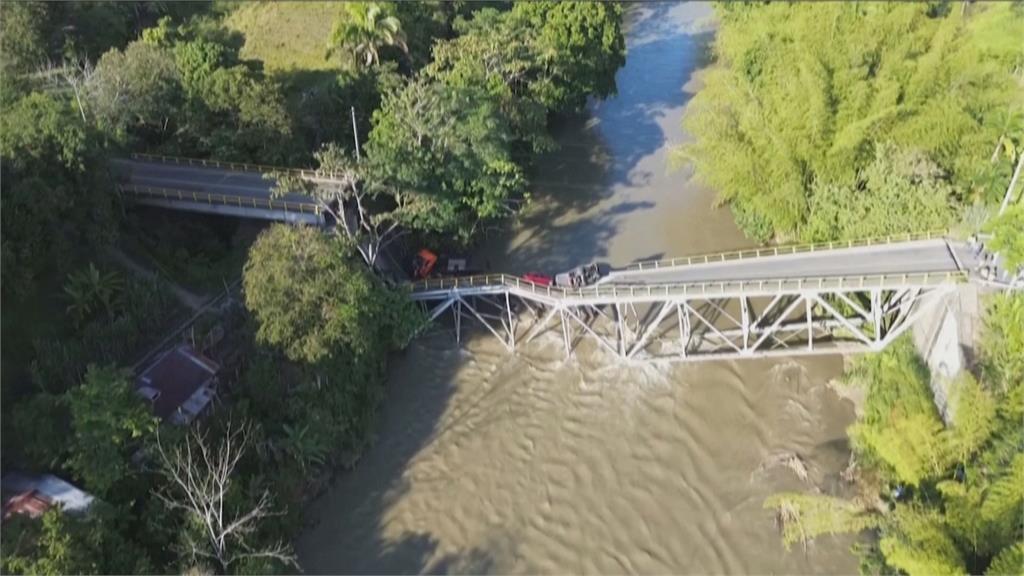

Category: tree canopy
[365, 1, 625, 239]
[243, 224, 418, 364]
[65, 365, 158, 496]
[984, 204, 1024, 272]
[0, 91, 118, 298]
[367, 77, 525, 238]
[678, 3, 1024, 241]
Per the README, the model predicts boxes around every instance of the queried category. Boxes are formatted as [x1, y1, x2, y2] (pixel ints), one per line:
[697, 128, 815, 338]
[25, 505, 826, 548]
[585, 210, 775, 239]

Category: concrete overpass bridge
[409, 235, 983, 362]
[112, 154, 329, 225]
[112, 155, 1001, 363]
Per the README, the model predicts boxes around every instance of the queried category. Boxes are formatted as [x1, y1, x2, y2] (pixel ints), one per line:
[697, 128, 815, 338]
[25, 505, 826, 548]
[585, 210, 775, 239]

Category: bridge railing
[129, 153, 349, 182]
[409, 270, 967, 301]
[118, 184, 322, 216]
[617, 230, 949, 273]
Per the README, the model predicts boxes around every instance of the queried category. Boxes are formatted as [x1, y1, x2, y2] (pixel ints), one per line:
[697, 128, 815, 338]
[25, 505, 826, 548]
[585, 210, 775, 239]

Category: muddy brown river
[297, 3, 860, 573]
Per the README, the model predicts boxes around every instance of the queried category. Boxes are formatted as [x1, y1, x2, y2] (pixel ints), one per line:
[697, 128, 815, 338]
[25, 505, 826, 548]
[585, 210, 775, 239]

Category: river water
[297, 3, 859, 573]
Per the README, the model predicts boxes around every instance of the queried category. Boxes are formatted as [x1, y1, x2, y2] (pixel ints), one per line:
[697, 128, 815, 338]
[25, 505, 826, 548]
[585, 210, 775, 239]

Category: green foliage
[803, 144, 955, 242]
[9, 393, 69, 470]
[985, 205, 1024, 272]
[979, 454, 1024, 554]
[1, 2, 175, 74]
[980, 292, 1024, 396]
[763, 493, 880, 550]
[93, 22, 295, 163]
[880, 507, 966, 576]
[426, 8, 551, 154]
[365, 1, 625, 238]
[63, 263, 124, 326]
[173, 38, 228, 95]
[845, 339, 935, 424]
[327, 3, 408, 69]
[986, 542, 1024, 576]
[0, 503, 153, 575]
[0, 90, 119, 299]
[679, 3, 1024, 241]
[182, 63, 294, 163]
[393, 2, 458, 70]
[855, 411, 950, 488]
[938, 480, 989, 558]
[141, 16, 178, 48]
[2, 510, 91, 576]
[367, 77, 526, 237]
[243, 224, 419, 364]
[947, 373, 997, 465]
[87, 41, 182, 143]
[769, 293, 1024, 574]
[512, 1, 625, 111]
[65, 364, 158, 496]
[0, 2, 51, 74]
[30, 273, 181, 394]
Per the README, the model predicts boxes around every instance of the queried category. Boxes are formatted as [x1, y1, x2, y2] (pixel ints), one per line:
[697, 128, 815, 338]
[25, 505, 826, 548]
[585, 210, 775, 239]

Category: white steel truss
[409, 273, 961, 362]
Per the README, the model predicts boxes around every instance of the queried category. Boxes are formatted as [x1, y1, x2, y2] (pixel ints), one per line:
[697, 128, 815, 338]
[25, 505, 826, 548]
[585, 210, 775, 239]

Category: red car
[523, 272, 552, 286]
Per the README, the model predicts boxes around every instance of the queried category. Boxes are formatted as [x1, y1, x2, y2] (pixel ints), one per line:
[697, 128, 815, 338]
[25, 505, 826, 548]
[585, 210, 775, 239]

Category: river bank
[296, 3, 859, 572]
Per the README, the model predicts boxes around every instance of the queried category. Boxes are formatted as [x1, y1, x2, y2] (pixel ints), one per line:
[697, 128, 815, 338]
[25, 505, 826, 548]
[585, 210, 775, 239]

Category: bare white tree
[35, 57, 95, 122]
[155, 421, 297, 572]
[267, 143, 417, 269]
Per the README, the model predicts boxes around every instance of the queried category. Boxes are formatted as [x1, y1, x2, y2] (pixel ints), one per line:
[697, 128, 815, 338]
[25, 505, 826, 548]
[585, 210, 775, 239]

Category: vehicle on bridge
[523, 272, 553, 286]
[554, 263, 609, 288]
[411, 249, 484, 279]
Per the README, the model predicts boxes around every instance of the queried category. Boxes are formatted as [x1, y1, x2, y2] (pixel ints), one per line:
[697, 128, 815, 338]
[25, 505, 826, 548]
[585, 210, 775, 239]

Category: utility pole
[351, 106, 361, 162]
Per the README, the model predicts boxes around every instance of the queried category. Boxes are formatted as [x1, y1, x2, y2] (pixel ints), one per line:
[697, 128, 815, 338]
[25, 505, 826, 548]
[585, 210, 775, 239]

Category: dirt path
[105, 246, 207, 311]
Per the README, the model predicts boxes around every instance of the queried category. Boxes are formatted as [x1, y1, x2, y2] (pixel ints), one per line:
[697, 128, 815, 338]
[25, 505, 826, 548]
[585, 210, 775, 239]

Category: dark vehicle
[411, 249, 484, 279]
[554, 263, 609, 288]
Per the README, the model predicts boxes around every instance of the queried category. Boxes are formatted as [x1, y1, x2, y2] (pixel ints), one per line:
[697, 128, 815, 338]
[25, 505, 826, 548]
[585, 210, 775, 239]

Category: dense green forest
[678, 2, 1024, 242]
[1, 1, 624, 572]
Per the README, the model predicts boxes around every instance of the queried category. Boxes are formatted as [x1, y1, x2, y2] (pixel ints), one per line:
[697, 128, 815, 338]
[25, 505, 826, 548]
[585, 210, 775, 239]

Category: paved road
[604, 239, 976, 285]
[113, 159, 979, 288]
[110, 158, 316, 206]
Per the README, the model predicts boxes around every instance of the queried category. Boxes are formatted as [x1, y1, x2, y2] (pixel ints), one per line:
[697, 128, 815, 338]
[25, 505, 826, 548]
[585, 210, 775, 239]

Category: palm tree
[326, 3, 408, 69]
[63, 263, 123, 325]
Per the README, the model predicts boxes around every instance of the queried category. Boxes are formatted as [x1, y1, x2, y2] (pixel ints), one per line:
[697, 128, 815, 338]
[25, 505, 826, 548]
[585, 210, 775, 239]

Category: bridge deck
[604, 238, 974, 286]
[410, 237, 976, 303]
[111, 158, 321, 222]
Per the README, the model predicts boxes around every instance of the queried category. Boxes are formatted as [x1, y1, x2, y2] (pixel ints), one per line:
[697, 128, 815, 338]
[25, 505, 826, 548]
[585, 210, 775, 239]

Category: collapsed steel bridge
[408, 236, 978, 362]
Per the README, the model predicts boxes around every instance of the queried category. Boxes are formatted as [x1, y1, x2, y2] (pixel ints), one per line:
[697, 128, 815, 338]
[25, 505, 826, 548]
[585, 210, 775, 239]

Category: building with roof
[136, 344, 219, 425]
[1, 473, 94, 521]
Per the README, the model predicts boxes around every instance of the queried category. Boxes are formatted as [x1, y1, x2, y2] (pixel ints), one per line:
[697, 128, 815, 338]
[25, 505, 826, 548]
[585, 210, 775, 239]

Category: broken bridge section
[409, 272, 964, 363]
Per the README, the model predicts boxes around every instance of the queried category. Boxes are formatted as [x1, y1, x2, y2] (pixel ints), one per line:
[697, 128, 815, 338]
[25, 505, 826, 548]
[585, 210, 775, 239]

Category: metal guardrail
[129, 153, 348, 182]
[618, 231, 948, 273]
[409, 271, 967, 301]
[118, 184, 322, 215]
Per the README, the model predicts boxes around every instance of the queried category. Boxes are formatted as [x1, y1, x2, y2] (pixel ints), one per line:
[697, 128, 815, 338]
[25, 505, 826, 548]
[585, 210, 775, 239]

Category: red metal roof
[3, 490, 51, 520]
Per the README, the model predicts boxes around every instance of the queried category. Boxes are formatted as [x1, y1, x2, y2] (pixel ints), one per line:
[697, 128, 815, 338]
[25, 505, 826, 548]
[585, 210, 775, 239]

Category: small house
[1, 473, 94, 521]
[136, 344, 219, 425]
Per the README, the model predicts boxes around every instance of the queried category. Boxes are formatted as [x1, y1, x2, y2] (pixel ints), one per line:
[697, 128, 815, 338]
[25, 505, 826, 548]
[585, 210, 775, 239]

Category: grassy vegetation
[118, 209, 263, 294]
[224, 2, 346, 73]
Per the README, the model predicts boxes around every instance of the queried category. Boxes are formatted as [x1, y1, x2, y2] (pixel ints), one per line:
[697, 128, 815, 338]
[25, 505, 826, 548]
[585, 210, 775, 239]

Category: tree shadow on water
[294, 340, 518, 575]
[341, 529, 505, 575]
